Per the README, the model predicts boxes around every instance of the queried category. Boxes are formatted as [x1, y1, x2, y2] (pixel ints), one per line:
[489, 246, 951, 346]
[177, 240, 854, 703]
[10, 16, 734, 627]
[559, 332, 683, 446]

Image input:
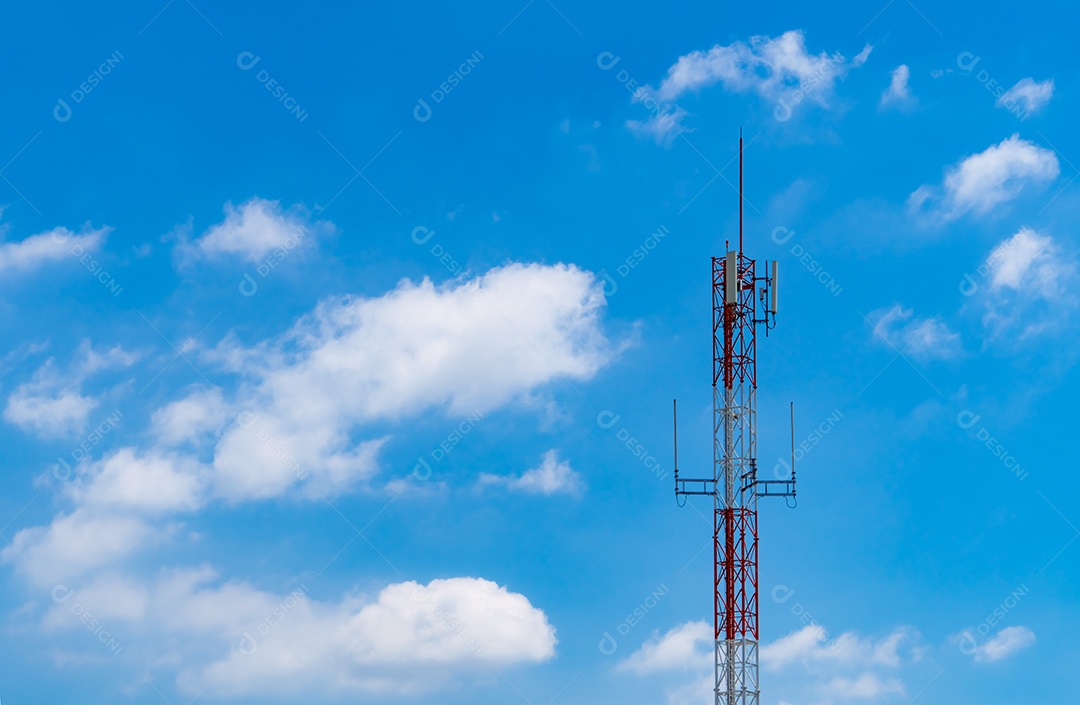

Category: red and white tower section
[674, 136, 796, 705]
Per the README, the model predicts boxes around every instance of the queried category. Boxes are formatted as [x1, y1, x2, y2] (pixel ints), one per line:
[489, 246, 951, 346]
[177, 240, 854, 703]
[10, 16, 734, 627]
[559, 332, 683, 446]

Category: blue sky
[0, 1, 1077, 703]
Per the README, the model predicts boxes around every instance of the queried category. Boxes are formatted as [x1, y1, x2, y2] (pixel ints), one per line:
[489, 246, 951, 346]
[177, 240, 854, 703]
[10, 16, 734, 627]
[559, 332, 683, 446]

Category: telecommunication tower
[673, 133, 797, 705]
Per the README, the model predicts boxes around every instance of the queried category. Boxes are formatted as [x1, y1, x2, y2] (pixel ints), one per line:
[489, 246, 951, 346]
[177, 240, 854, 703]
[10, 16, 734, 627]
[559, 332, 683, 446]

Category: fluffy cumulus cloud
[479, 449, 584, 495]
[3, 509, 157, 586]
[201, 261, 614, 500]
[997, 77, 1054, 116]
[2, 258, 614, 694]
[191, 197, 325, 263]
[6, 261, 617, 573]
[175, 576, 556, 696]
[879, 64, 915, 110]
[868, 304, 962, 361]
[909, 134, 1059, 221]
[627, 30, 871, 143]
[150, 386, 232, 446]
[68, 449, 206, 513]
[760, 624, 915, 670]
[621, 622, 921, 705]
[618, 621, 711, 674]
[978, 227, 1077, 338]
[3, 342, 136, 438]
[38, 569, 556, 697]
[0, 224, 108, 274]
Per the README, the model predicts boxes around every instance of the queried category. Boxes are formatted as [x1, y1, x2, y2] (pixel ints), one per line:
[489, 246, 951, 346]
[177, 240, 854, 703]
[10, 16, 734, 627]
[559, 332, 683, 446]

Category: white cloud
[980, 228, 1077, 339]
[880, 64, 915, 110]
[193, 197, 321, 263]
[206, 262, 615, 500]
[479, 449, 584, 496]
[43, 571, 556, 697]
[650, 30, 867, 104]
[341, 578, 556, 666]
[618, 621, 711, 674]
[868, 304, 962, 361]
[3, 387, 97, 438]
[630, 30, 870, 142]
[151, 387, 231, 446]
[997, 77, 1054, 116]
[761, 624, 915, 670]
[4, 259, 612, 695]
[986, 227, 1070, 297]
[69, 449, 205, 513]
[3, 342, 136, 438]
[2, 509, 156, 586]
[0, 226, 108, 274]
[5, 261, 619, 591]
[971, 626, 1036, 662]
[761, 623, 830, 668]
[626, 107, 690, 146]
[909, 134, 1059, 221]
[822, 673, 905, 699]
[625, 623, 920, 705]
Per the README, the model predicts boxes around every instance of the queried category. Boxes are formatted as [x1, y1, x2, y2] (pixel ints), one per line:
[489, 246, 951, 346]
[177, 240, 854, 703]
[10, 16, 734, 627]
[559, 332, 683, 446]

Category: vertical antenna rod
[739, 129, 744, 255]
[673, 133, 797, 705]
[673, 399, 679, 476]
[790, 402, 795, 483]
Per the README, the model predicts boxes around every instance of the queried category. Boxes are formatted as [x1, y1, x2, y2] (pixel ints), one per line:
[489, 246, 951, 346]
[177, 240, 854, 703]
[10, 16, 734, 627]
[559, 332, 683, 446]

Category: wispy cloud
[997, 77, 1054, 116]
[3, 342, 136, 438]
[980, 227, 1077, 339]
[880, 64, 916, 110]
[627, 30, 871, 143]
[958, 625, 1036, 663]
[868, 305, 962, 361]
[0, 225, 108, 274]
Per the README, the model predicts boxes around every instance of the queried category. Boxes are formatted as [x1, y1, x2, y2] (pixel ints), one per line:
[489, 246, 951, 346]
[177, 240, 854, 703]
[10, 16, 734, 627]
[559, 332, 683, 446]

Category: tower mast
[674, 134, 794, 705]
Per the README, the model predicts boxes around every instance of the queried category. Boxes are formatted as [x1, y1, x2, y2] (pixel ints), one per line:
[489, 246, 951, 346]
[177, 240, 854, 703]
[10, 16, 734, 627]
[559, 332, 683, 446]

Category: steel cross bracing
[714, 252, 760, 705]
[672, 136, 795, 705]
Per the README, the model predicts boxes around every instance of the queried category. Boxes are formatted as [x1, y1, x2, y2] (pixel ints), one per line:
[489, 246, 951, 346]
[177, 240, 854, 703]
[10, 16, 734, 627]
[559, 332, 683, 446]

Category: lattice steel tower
[673, 133, 796, 705]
